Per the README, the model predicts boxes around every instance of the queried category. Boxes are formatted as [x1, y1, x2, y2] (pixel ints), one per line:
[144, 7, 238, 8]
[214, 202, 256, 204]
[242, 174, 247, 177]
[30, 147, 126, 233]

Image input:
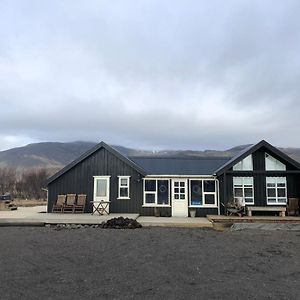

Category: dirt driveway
[0, 227, 299, 300]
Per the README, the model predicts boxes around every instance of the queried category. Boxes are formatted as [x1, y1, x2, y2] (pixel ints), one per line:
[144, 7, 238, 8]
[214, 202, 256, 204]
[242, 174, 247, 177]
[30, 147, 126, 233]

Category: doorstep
[136, 216, 213, 228]
[207, 215, 300, 224]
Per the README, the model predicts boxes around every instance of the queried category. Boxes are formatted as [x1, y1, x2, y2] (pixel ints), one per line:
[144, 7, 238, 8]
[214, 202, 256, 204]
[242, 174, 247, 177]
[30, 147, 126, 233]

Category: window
[189, 180, 217, 207]
[233, 177, 254, 205]
[173, 181, 186, 200]
[265, 153, 286, 171]
[118, 176, 130, 199]
[233, 155, 253, 171]
[266, 177, 287, 204]
[144, 179, 169, 206]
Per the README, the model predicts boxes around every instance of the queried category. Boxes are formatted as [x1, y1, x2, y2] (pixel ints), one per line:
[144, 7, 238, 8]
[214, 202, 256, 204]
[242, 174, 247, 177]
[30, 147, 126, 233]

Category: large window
[265, 153, 286, 171]
[118, 176, 130, 199]
[189, 180, 217, 207]
[144, 179, 169, 206]
[266, 177, 287, 204]
[233, 155, 253, 171]
[233, 177, 254, 205]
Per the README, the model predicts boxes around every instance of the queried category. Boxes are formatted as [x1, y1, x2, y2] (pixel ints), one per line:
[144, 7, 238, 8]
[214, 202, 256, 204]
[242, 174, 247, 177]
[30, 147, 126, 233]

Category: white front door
[172, 179, 188, 217]
[93, 176, 110, 213]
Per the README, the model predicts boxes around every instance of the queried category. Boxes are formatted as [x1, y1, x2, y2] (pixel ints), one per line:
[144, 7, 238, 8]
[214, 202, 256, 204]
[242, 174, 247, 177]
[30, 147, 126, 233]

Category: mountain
[0, 142, 97, 171]
[0, 141, 299, 173]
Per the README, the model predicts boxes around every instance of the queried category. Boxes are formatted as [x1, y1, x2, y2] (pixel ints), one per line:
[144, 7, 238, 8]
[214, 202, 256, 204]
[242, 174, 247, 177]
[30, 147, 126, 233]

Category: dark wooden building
[216, 140, 300, 214]
[47, 140, 300, 217]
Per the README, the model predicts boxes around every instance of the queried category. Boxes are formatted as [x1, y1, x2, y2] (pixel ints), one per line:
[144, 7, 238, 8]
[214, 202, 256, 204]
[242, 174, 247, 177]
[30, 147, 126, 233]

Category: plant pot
[189, 208, 196, 218]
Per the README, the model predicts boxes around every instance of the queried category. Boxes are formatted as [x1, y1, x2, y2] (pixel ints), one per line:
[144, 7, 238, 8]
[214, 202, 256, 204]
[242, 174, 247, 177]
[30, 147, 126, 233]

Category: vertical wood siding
[48, 147, 144, 213]
[219, 147, 300, 209]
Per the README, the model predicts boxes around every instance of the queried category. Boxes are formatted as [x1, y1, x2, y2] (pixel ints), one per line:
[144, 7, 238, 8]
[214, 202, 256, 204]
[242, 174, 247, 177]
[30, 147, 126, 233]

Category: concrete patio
[207, 215, 300, 224]
[0, 206, 213, 228]
[0, 206, 139, 226]
[3, 207, 299, 228]
[137, 216, 213, 228]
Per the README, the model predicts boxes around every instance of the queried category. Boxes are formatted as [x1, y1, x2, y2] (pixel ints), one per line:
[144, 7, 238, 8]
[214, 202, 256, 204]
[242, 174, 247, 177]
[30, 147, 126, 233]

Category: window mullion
[155, 180, 158, 205]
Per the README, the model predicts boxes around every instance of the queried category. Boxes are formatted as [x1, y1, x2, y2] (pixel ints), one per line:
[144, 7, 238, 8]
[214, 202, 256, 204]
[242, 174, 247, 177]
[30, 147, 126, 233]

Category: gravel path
[0, 227, 299, 300]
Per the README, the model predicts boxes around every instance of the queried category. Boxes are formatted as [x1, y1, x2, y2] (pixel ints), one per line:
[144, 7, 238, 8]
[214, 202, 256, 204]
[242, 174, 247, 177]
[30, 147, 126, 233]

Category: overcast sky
[1, 0, 300, 151]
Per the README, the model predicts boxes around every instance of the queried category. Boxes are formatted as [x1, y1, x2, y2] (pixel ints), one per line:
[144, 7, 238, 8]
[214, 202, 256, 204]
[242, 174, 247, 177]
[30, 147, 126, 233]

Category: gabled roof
[47, 141, 147, 185]
[215, 140, 300, 175]
[130, 156, 231, 176]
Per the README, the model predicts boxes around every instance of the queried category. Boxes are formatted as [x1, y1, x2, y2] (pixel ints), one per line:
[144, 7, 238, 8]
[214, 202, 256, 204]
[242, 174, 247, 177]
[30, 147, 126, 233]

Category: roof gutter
[145, 174, 217, 178]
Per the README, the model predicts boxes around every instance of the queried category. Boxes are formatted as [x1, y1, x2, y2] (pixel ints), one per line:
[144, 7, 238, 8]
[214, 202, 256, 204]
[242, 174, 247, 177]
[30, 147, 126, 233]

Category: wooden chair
[63, 194, 76, 213]
[73, 194, 86, 213]
[52, 195, 66, 213]
[287, 198, 299, 216]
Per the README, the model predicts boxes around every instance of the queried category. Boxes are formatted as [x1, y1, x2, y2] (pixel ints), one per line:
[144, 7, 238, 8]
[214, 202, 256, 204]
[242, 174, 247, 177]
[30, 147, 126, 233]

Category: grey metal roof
[129, 156, 231, 175]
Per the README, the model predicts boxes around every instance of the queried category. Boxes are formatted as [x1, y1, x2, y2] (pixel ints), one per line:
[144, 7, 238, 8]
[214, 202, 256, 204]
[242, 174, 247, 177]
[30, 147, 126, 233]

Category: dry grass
[12, 198, 47, 207]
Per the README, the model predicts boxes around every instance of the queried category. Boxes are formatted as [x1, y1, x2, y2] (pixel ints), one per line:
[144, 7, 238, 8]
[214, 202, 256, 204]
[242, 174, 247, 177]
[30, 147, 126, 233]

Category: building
[47, 140, 300, 217]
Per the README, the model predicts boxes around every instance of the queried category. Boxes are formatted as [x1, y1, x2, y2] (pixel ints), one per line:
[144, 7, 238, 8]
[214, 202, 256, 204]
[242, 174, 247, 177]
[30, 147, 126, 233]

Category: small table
[91, 201, 110, 215]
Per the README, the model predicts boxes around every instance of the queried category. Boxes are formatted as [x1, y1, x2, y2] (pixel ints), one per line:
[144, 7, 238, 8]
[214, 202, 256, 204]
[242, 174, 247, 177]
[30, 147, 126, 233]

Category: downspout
[217, 178, 220, 215]
[214, 174, 221, 215]
[223, 172, 227, 215]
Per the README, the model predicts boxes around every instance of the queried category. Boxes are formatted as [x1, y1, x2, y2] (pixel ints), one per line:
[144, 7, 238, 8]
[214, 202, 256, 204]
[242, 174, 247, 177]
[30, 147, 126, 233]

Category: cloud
[0, 0, 300, 151]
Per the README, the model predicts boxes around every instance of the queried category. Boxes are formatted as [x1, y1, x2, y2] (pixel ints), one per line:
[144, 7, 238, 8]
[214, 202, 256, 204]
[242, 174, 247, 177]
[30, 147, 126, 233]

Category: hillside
[0, 141, 299, 172]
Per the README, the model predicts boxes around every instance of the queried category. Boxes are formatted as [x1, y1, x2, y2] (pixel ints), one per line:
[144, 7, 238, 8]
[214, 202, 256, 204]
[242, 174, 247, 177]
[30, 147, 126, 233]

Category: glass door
[93, 176, 110, 212]
[171, 179, 188, 217]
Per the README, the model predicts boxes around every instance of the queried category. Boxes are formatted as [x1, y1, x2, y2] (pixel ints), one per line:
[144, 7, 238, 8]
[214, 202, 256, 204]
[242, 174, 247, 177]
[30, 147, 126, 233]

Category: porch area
[0, 205, 213, 228]
[0, 206, 139, 226]
[2, 206, 300, 228]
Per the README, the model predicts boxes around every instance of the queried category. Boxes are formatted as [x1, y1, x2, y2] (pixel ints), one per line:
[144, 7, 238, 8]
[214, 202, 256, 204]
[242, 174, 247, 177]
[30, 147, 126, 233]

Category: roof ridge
[129, 156, 232, 160]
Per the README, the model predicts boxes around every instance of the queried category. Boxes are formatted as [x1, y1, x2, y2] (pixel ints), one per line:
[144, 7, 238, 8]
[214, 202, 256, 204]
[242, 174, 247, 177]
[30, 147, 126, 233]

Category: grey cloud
[0, 0, 300, 151]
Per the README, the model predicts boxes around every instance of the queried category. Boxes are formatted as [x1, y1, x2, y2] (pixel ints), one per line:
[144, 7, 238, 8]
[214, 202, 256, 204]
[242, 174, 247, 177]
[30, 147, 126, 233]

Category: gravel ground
[0, 227, 299, 300]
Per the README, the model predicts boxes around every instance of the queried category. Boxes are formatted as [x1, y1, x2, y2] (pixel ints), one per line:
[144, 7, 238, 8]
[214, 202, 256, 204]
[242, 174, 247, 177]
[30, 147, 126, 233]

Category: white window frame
[233, 155, 253, 171]
[93, 176, 111, 201]
[266, 177, 287, 205]
[143, 178, 170, 207]
[117, 176, 130, 199]
[233, 177, 254, 205]
[265, 153, 286, 171]
[189, 179, 218, 208]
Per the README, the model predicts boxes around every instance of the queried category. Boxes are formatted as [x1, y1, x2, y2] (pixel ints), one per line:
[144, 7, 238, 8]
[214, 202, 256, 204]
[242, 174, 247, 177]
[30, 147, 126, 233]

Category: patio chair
[287, 198, 299, 216]
[222, 198, 245, 217]
[52, 195, 66, 213]
[63, 194, 76, 213]
[73, 194, 86, 213]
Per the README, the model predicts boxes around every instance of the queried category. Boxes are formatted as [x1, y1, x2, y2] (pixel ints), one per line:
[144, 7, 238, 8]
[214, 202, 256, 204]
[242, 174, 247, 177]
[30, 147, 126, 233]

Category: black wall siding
[141, 207, 172, 217]
[253, 174, 266, 206]
[195, 208, 218, 217]
[252, 150, 264, 170]
[218, 174, 228, 215]
[48, 147, 144, 214]
[287, 174, 300, 198]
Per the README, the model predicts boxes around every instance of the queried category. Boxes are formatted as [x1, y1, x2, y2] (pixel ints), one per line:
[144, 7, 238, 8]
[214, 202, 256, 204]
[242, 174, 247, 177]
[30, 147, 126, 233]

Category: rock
[101, 217, 142, 229]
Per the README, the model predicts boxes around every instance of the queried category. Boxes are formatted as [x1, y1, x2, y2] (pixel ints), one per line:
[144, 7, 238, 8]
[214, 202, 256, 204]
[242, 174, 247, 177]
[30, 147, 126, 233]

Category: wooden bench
[247, 206, 286, 217]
